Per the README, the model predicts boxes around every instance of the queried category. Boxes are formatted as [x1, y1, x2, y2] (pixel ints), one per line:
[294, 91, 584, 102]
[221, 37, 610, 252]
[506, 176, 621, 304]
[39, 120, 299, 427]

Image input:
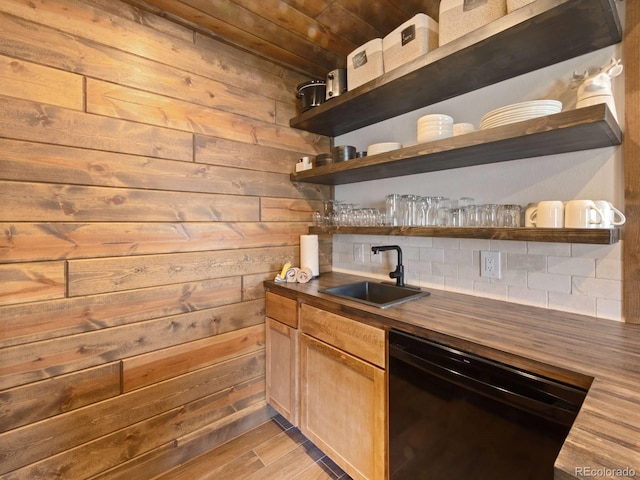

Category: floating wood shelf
[309, 225, 620, 245]
[291, 104, 622, 185]
[290, 0, 622, 137]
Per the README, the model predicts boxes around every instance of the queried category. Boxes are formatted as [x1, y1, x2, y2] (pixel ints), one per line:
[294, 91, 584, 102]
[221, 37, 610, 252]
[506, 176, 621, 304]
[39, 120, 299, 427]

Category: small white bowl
[367, 142, 402, 155]
[452, 123, 476, 135]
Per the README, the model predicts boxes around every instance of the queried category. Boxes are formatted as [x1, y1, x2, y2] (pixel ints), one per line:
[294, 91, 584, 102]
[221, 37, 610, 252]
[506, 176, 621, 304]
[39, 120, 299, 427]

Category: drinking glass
[484, 204, 500, 227]
[385, 194, 400, 226]
[498, 204, 522, 227]
[448, 208, 466, 226]
[437, 198, 452, 226]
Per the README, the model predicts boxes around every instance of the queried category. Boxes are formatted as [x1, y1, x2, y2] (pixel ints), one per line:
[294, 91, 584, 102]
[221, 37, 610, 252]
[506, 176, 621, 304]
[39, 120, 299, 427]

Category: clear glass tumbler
[498, 204, 522, 227]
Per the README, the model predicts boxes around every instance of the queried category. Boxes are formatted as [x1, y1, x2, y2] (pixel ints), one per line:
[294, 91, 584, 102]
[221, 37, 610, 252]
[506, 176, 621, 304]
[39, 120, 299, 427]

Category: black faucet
[371, 245, 405, 287]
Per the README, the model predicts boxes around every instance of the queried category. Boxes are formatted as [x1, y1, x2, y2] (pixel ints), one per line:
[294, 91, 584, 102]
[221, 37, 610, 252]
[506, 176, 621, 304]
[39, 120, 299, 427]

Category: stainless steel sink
[321, 281, 429, 309]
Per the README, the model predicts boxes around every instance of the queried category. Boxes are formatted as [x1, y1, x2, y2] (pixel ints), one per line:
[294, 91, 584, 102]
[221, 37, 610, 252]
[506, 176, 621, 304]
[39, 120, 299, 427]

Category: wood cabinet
[299, 304, 386, 480]
[265, 292, 299, 425]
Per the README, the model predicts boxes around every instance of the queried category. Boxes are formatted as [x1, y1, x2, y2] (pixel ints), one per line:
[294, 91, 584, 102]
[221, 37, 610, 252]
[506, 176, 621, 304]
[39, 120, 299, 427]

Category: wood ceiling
[131, 0, 440, 78]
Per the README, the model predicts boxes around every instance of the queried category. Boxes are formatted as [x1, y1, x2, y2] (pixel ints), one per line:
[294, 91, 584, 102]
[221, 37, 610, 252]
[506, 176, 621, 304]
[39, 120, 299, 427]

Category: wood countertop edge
[265, 272, 640, 479]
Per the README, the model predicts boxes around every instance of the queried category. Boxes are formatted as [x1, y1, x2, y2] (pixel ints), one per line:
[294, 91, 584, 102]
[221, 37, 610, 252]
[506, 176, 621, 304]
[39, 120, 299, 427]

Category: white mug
[591, 200, 626, 228]
[528, 201, 564, 228]
[564, 200, 603, 228]
[524, 203, 537, 227]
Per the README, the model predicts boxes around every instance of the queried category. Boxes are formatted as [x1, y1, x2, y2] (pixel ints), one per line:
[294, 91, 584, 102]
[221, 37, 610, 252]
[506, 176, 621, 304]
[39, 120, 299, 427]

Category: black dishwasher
[388, 330, 587, 480]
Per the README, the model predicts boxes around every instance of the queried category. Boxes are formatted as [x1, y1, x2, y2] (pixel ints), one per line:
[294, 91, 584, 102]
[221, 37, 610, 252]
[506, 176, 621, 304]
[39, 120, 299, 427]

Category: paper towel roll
[300, 234, 319, 278]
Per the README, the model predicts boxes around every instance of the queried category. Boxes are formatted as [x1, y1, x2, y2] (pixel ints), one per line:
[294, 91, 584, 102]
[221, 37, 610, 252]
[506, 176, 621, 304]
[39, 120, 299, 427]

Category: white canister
[564, 200, 603, 228]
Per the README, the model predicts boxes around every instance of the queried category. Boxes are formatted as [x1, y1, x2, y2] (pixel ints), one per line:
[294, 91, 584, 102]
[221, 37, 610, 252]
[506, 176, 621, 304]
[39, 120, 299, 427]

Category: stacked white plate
[479, 100, 562, 130]
[367, 142, 402, 155]
[417, 114, 454, 143]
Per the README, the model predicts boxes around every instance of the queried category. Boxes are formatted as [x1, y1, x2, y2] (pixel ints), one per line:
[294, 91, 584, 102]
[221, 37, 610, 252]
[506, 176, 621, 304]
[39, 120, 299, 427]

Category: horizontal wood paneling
[1, 299, 265, 390]
[0, 139, 328, 199]
[89, 401, 273, 480]
[0, 352, 264, 475]
[0, 363, 121, 432]
[86, 0, 196, 42]
[0, 181, 260, 222]
[0, 222, 310, 263]
[0, 96, 193, 161]
[3, 378, 267, 480]
[0, 53, 83, 110]
[67, 246, 297, 296]
[261, 197, 320, 222]
[122, 324, 265, 391]
[0, 277, 242, 347]
[0, 261, 66, 305]
[0, 0, 330, 475]
[85, 77, 324, 153]
[87, 77, 277, 125]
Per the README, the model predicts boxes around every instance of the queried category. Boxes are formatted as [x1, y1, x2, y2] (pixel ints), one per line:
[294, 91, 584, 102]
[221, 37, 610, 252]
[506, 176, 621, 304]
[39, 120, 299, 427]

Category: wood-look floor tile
[243, 440, 326, 480]
[253, 426, 308, 465]
[154, 417, 351, 480]
[292, 460, 342, 480]
[160, 450, 264, 480]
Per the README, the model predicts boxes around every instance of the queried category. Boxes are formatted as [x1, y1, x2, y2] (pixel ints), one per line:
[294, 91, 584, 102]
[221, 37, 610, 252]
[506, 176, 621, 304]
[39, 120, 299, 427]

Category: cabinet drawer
[300, 304, 385, 368]
[265, 291, 297, 328]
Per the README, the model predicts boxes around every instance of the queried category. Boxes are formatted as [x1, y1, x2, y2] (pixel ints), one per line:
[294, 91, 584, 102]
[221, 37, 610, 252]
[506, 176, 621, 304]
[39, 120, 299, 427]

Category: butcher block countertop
[265, 272, 640, 480]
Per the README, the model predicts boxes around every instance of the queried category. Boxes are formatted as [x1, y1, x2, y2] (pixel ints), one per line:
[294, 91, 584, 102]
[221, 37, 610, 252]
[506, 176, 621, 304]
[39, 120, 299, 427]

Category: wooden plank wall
[624, 0, 640, 323]
[0, 0, 332, 477]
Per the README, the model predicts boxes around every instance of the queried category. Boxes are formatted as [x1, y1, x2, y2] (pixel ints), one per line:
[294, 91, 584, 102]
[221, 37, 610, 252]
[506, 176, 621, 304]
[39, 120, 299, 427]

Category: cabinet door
[266, 317, 298, 425]
[300, 333, 386, 480]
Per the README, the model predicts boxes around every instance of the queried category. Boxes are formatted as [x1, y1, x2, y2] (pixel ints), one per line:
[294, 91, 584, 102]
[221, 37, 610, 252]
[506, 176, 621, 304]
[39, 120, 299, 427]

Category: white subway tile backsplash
[596, 259, 622, 280]
[548, 256, 596, 277]
[527, 241, 571, 256]
[572, 241, 622, 260]
[444, 248, 474, 265]
[420, 247, 445, 262]
[572, 276, 621, 301]
[333, 234, 622, 320]
[506, 253, 546, 272]
[419, 274, 445, 289]
[433, 237, 460, 249]
[459, 238, 491, 250]
[508, 286, 548, 308]
[489, 239, 527, 253]
[432, 262, 459, 278]
[493, 269, 528, 287]
[548, 292, 596, 316]
[473, 282, 508, 300]
[528, 272, 572, 293]
[446, 277, 474, 294]
[596, 298, 623, 321]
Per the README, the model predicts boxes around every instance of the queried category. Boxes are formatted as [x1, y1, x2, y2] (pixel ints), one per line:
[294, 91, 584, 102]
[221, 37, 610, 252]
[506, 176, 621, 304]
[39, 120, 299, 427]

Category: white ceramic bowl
[453, 123, 476, 135]
[367, 142, 402, 155]
[418, 130, 453, 143]
[418, 114, 454, 124]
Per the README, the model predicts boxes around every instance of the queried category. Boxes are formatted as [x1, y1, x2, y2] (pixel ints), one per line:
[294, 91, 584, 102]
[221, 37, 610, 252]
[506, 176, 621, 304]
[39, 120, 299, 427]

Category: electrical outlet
[353, 243, 365, 263]
[480, 251, 501, 279]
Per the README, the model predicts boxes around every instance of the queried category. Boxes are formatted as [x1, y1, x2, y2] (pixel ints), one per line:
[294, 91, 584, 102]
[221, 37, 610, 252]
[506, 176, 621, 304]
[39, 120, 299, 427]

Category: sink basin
[321, 281, 429, 309]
